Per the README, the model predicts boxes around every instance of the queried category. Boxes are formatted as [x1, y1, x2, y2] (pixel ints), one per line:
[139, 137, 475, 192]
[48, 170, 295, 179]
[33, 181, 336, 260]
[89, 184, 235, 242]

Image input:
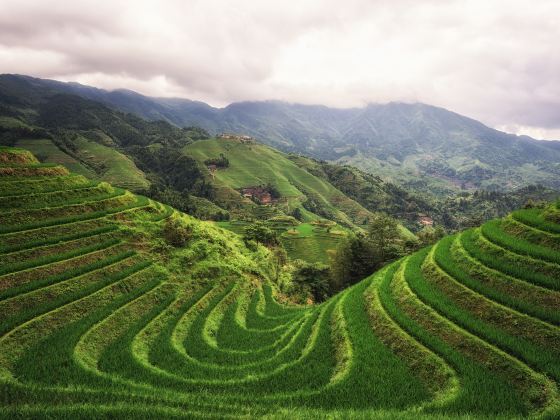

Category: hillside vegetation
[291, 155, 560, 231]
[9, 74, 559, 193]
[1, 147, 559, 418]
[184, 137, 371, 227]
[14, 137, 149, 190]
[0, 75, 207, 198]
[184, 137, 417, 264]
[1, 74, 558, 238]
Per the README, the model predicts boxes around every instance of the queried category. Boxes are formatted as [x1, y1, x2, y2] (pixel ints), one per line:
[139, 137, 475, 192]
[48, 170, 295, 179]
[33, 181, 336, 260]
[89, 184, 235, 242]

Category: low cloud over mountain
[1, 0, 559, 138]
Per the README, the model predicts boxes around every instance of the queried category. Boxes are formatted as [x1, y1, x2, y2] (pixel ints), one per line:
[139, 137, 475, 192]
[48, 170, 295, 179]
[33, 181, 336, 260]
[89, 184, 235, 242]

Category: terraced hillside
[218, 220, 346, 264]
[1, 146, 560, 418]
[12, 137, 150, 191]
[183, 137, 372, 227]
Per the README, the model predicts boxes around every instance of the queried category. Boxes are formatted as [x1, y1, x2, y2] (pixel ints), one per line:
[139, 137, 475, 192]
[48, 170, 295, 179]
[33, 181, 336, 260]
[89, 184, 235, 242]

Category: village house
[241, 187, 273, 205]
[418, 214, 434, 226]
[218, 133, 255, 143]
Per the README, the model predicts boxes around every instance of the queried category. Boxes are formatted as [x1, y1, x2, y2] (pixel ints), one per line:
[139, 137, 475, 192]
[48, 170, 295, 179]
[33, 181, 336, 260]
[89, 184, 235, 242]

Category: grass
[282, 234, 341, 264]
[190, 138, 416, 263]
[501, 215, 560, 251]
[377, 259, 536, 417]
[217, 220, 345, 264]
[0, 194, 149, 234]
[14, 137, 150, 191]
[1, 146, 560, 418]
[419, 248, 560, 382]
[463, 229, 560, 291]
[0, 189, 136, 227]
[0, 173, 90, 196]
[512, 208, 560, 235]
[0, 224, 118, 254]
[184, 138, 371, 227]
[0, 248, 136, 301]
[14, 139, 96, 178]
[481, 219, 560, 265]
[72, 136, 150, 191]
[443, 235, 560, 325]
[0, 182, 112, 211]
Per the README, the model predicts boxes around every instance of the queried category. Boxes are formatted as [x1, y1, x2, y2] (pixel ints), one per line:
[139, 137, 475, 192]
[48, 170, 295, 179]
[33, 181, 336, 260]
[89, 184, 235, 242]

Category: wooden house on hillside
[418, 214, 434, 226]
[241, 187, 274, 205]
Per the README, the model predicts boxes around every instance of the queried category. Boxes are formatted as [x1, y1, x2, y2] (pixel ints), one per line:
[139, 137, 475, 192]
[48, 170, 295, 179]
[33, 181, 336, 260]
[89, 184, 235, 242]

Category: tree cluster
[243, 222, 280, 248]
[204, 153, 229, 168]
[329, 213, 404, 292]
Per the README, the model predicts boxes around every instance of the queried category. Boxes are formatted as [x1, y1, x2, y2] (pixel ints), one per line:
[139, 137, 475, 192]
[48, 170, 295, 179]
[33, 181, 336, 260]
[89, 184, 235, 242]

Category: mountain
[0, 76, 422, 265]
[288, 155, 560, 230]
[1, 146, 559, 418]
[0, 74, 224, 216]
[3, 74, 560, 193]
[1, 73, 557, 239]
[182, 136, 419, 263]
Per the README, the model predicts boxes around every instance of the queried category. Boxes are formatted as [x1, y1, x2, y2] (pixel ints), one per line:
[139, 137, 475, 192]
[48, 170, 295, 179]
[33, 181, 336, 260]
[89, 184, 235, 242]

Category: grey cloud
[0, 0, 559, 138]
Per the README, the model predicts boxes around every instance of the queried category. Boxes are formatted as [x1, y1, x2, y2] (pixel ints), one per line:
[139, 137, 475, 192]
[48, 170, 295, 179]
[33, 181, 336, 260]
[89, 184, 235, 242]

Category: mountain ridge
[1, 73, 558, 236]
[2, 73, 559, 193]
[3, 74, 558, 144]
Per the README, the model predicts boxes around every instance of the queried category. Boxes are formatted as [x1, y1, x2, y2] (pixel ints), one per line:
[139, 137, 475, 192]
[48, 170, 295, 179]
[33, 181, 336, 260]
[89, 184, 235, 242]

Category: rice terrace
[2, 1, 560, 418]
[0, 144, 559, 419]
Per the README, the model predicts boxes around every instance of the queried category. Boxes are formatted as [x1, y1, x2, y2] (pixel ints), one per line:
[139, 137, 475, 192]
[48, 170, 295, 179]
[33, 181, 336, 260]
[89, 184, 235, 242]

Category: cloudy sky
[1, 0, 559, 139]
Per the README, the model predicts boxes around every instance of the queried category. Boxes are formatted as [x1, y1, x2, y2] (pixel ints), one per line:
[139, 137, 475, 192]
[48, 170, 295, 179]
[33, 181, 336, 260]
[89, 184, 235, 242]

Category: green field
[71, 136, 150, 191]
[184, 138, 372, 227]
[185, 138, 415, 263]
[218, 220, 346, 264]
[1, 147, 559, 418]
[14, 139, 96, 177]
[14, 137, 149, 191]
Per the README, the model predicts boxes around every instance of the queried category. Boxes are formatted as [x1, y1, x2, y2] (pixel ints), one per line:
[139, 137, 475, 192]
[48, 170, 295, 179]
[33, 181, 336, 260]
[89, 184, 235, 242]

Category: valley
[0, 80, 559, 417]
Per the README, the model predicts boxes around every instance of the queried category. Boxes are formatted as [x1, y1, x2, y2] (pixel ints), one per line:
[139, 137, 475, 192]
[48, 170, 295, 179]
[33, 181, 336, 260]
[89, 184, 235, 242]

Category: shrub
[163, 217, 192, 247]
[291, 207, 303, 221]
[417, 226, 446, 247]
[243, 222, 279, 247]
[204, 153, 229, 168]
[543, 206, 560, 224]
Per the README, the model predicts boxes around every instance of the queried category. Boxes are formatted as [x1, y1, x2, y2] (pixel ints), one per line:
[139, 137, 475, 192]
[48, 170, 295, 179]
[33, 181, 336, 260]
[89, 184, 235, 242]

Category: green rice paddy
[1, 147, 559, 418]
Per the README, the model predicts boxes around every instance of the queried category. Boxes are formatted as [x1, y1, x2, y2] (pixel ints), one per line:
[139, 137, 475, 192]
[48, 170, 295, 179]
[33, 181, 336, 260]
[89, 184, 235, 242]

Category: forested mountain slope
[4, 74, 559, 193]
[1, 74, 558, 234]
[0, 77, 425, 230]
[290, 155, 560, 230]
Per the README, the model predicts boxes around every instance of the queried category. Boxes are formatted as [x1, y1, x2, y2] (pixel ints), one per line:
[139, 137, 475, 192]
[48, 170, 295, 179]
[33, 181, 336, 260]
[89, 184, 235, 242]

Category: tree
[204, 153, 229, 168]
[417, 225, 446, 247]
[368, 213, 402, 262]
[329, 233, 376, 292]
[292, 261, 330, 303]
[291, 207, 303, 221]
[271, 246, 288, 283]
[265, 183, 281, 199]
[243, 222, 279, 247]
[329, 213, 404, 293]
